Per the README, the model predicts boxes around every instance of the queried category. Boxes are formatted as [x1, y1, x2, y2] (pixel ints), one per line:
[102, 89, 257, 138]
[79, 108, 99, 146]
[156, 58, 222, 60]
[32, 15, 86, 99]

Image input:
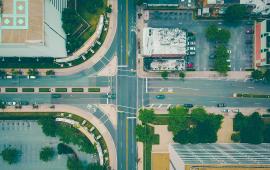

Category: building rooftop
[145, 0, 179, 5]
[143, 28, 187, 57]
[170, 143, 270, 165]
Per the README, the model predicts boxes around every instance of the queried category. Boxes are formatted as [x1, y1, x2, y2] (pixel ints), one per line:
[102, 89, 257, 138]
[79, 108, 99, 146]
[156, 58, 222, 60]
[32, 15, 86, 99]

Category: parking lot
[147, 10, 253, 71]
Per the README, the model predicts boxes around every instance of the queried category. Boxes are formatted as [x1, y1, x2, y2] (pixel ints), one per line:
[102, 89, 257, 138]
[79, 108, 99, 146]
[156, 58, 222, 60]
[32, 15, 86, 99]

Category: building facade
[254, 19, 270, 68]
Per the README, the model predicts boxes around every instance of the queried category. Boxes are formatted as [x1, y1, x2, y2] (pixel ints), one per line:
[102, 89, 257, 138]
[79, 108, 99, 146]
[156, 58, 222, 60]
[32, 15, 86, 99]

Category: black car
[217, 103, 226, 107]
[183, 104, 193, 108]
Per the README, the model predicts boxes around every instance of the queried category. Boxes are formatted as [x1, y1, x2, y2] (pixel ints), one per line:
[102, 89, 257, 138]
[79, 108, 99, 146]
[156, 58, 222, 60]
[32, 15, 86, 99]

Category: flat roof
[145, 0, 179, 4]
[143, 28, 187, 57]
[0, 0, 44, 44]
[170, 143, 270, 165]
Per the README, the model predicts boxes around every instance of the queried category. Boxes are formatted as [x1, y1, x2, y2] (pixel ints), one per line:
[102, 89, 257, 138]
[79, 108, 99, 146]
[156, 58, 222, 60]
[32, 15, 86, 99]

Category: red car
[187, 63, 193, 68]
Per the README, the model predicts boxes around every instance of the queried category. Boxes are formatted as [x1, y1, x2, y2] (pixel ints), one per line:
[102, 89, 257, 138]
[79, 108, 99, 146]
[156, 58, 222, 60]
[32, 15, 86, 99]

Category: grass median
[55, 88, 67, 93]
[236, 93, 270, 98]
[39, 88, 51, 92]
[5, 88, 18, 92]
[72, 88, 84, 92]
[88, 88, 100, 92]
[22, 88, 35, 92]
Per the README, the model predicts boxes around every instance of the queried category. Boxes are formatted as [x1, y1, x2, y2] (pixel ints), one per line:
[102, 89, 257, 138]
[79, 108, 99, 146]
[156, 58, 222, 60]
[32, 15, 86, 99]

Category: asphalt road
[144, 78, 270, 107]
[116, 0, 137, 169]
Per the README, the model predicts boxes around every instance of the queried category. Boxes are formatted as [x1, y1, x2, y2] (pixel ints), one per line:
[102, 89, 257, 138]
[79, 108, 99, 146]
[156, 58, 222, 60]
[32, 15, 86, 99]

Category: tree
[173, 130, 190, 144]
[11, 69, 22, 76]
[106, 5, 112, 13]
[1, 147, 22, 164]
[138, 109, 155, 123]
[251, 70, 264, 81]
[84, 0, 104, 13]
[27, 69, 39, 76]
[205, 24, 219, 42]
[40, 147, 55, 162]
[214, 45, 230, 74]
[0, 69, 6, 78]
[264, 69, 270, 82]
[67, 156, 84, 170]
[38, 117, 57, 137]
[46, 70, 55, 76]
[231, 132, 240, 142]
[136, 0, 144, 6]
[0, 100, 6, 109]
[240, 112, 263, 144]
[87, 163, 107, 170]
[57, 143, 74, 155]
[233, 112, 245, 131]
[263, 124, 270, 143]
[62, 8, 80, 35]
[136, 125, 148, 142]
[168, 106, 189, 134]
[161, 71, 169, 80]
[205, 25, 230, 43]
[224, 5, 247, 23]
[179, 71, 185, 80]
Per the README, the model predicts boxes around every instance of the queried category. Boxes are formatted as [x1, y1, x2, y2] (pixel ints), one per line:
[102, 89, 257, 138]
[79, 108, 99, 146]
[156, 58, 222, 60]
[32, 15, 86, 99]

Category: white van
[27, 75, 36, 79]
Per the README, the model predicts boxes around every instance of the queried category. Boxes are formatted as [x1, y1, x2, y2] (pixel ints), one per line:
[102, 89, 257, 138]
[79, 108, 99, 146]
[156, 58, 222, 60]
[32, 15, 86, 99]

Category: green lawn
[55, 88, 67, 92]
[72, 88, 84, 92]
[39, 88, 51, 92]
[5, 88, 18, 92]
[236, 93, 270, 98]
[22, 88, 35, 92]
[88, 88, 101, 92]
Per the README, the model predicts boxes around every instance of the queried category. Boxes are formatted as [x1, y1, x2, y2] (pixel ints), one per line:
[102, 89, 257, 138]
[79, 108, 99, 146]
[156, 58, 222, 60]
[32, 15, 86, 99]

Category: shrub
[231, 132, 240, 142]
[57, 143, 74, 155]
[1, 147, 22, 164]
[40, 147, 55, 162]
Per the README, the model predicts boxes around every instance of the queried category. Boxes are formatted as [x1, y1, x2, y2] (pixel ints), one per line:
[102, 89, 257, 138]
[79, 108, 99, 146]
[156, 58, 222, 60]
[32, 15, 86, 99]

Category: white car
[6, 75, 13, 79]
[189, 47, 195, 51]
[227, 49, 232, 54]
[27, 76, 36, 79]
[226, 59, 231, 62]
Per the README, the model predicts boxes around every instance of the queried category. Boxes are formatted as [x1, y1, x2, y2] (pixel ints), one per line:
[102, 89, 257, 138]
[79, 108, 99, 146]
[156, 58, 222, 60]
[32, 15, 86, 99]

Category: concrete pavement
[0, 104, 117, 170]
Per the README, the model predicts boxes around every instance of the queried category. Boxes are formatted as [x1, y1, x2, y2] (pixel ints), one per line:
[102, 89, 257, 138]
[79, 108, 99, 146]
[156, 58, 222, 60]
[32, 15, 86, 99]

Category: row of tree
[136, 107, 223, 144]
[232, 112, 270, 144]
[214, 45, 230, 74]
[161, 71, 186, 80]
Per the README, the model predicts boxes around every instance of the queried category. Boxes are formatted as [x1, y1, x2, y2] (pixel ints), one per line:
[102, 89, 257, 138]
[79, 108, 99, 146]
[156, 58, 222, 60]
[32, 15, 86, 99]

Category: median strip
[234, 93, 270, 98]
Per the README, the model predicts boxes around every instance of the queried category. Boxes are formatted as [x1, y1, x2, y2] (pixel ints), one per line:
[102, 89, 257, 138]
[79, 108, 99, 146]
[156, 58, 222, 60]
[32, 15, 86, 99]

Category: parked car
[217, 103, 226, 107]
[221, 109, 230, 113]
[156, 95, 165, 100]
[6, 75, 13, 79]
[188, 51, 196, 56]
[19, 101, 29, 105]
[27, 75, 36, 79]
[183, 104, 193, 108]
[107, 94, 116, 99]
[7, 101, 17, 106]
[189, 47, 195, 51]
[187, 62, 193, 68]
[227, 49, 232, 54]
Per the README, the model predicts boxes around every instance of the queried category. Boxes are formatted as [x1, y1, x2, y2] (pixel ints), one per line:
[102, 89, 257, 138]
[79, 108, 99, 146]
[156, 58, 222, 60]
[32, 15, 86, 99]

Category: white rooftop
[241, 0, 270, 15]
[143, 28, 187, 57]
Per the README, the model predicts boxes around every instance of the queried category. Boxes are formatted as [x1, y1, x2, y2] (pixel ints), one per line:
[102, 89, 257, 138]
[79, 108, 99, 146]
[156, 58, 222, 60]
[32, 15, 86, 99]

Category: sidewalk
[0, 104, 117, 170]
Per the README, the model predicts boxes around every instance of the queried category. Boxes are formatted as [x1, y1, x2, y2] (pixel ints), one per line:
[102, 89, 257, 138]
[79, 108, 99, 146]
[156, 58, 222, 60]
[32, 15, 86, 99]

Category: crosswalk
[50, 0, 67, 13]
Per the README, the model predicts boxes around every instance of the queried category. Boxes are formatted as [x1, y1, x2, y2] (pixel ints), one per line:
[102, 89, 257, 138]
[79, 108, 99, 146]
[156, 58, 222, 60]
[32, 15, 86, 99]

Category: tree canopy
[251, 70, 264, 81]
[1, 147, 22, 164]
[40, 147, 55, 162]
[172, 107, 223, 144]
[161, 71, 169, 80]
[138, 109, 155, 123]
[214, 45, 230, 74]
[205, 25, 231, 43]
[224, 5, 248, 23]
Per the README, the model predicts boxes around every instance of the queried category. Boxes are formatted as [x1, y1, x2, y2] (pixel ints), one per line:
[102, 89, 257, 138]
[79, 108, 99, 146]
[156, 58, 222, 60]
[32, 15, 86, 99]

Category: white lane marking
[248, 87, 254, 89]
[145, 78, 148, 93]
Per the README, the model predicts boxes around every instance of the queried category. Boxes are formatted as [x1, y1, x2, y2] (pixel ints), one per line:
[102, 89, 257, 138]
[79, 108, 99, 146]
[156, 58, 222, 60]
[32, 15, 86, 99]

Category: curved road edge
[52, 0, 118, 76]
[0, 104, 117, 170]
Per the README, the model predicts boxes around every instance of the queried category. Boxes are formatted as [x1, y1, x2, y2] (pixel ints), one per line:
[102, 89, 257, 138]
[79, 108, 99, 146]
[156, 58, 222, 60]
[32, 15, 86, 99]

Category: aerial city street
[0, 0, 270, 170]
